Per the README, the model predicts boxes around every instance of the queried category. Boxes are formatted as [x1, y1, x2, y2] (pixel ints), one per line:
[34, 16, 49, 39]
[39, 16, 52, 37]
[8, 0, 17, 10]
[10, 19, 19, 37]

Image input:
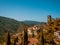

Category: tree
[32, 30, 34, 37]
[14, 37, 18, 45]
[41, 29, 44, 45]
[6, 31, 11, 45]
[23, 27, 28, 45]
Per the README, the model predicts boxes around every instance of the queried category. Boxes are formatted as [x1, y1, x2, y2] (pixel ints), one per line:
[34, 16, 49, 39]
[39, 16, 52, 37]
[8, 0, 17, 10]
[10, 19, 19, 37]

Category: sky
[0, 0, 60, 22]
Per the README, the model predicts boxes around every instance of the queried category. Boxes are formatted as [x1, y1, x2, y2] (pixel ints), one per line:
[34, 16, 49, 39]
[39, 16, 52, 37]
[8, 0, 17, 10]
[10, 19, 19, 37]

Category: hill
[23, 20, 40, 26]
[0, 16, 26, 43]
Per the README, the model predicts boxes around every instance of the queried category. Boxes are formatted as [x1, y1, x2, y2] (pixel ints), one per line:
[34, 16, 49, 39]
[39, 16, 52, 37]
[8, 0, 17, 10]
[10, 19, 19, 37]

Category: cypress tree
[14, 37, 18, 45]
[6, 31, 11, 45]
[23, 27, 28, 45]
[32, 30, 34, 38]
[41, 29, 44, 45]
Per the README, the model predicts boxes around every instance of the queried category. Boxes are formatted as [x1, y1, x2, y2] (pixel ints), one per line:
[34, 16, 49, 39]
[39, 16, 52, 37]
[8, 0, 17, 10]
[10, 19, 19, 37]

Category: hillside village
[0, 15, 60, 45]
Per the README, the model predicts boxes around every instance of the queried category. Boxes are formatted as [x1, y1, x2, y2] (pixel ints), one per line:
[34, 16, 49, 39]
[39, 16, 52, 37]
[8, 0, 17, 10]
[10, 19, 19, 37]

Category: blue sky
[0, 0, 60, 22]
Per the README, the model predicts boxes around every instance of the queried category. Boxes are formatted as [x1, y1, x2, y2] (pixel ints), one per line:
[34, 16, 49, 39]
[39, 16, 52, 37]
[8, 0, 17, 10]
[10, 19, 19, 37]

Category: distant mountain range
[23, 20, 40, 26]
[0, 16, 46, 43]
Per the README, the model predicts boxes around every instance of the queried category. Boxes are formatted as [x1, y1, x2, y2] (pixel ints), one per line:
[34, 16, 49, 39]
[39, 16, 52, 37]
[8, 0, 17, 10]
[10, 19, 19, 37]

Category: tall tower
[47, 15, 52, 26]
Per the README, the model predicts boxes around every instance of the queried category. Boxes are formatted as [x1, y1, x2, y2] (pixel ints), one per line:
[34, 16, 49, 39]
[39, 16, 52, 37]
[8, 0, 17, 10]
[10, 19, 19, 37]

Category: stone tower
[47, 15, 52, 26]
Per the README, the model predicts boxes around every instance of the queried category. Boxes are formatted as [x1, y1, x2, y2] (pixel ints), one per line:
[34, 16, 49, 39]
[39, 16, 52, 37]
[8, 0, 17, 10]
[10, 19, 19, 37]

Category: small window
[59, 32, 60, 35]
[28, 41, 30, 43]
[55, 28, 58, 30]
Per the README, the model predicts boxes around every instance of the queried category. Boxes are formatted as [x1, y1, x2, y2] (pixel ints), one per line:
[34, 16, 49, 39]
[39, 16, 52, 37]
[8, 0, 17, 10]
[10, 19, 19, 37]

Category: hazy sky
[0, 0, 60, 22]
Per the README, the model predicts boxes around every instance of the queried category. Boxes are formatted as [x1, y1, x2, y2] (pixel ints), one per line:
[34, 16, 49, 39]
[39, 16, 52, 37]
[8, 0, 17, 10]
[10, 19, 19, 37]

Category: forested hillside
[0, 16, 26, 43]
[0, 16, 46, 43]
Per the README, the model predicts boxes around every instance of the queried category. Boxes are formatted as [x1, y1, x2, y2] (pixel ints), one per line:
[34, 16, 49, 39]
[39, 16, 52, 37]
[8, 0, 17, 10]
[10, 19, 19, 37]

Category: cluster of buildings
[27, 25, 40, 35]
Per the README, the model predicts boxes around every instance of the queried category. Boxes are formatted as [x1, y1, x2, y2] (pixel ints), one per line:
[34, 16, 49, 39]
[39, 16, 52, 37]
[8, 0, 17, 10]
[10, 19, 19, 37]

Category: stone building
[27, 25, 40, 36]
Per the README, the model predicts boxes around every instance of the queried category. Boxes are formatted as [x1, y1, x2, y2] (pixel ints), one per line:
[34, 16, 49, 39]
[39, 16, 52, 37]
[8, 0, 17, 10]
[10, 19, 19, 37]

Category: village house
[27, 25, 40, 35]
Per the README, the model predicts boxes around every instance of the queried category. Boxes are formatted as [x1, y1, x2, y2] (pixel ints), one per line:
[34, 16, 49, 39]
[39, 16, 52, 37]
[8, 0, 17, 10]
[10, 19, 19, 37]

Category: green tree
[23, 27, 28, 45]
[41, 30, 44, 45]
[6, 31, 11, 45]
[14, 37, 18, 45]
